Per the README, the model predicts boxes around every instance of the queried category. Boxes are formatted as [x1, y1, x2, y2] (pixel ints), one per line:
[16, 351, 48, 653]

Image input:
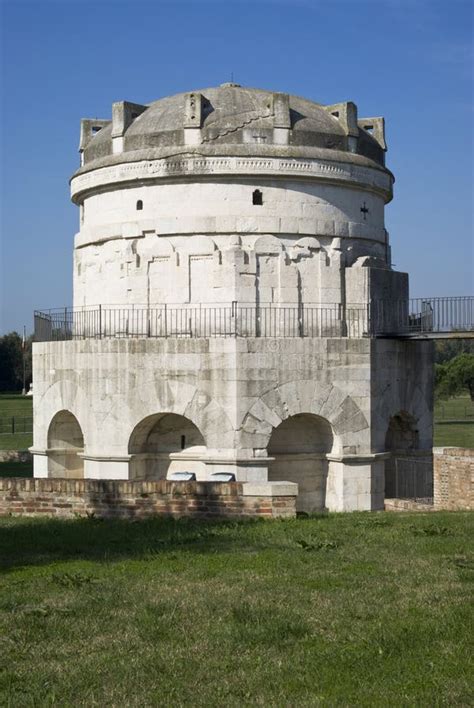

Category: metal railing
[370, 296, 474, 335]
[0, 416, 33, 435]
[34, 297, 474, 342]
[386, 457, 433, 502]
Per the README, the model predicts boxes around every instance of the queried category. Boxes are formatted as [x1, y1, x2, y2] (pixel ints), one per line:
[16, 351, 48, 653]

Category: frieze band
[71, 155, 392, 202]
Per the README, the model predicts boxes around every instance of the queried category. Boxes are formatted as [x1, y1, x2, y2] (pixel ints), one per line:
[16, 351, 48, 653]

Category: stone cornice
[71, 155, 393, 204]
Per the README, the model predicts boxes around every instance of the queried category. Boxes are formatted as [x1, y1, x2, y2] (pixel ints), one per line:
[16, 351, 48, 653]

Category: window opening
[252, 189, 263, 206]
[181, 435, 186, 450]
[136, 200, 143, 210]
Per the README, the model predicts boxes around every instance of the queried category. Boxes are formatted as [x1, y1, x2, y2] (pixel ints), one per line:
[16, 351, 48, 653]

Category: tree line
[0, 332, 33, 392]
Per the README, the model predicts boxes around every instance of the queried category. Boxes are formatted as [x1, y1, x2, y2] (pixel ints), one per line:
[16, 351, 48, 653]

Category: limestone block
[249, 398, 283, 429]
[32, 454, 48, 478]
[279, 216, 299, 233]
[236, 217, 259, 233]
[332, 396, 369, 435]
[298, 218, 317, 235]
[84, 459, 129, 480]
[242, 481, 298, 497]
[334, 221, 350, 237]
[318, 385, 347, 420]
[216, 216, 238, 232]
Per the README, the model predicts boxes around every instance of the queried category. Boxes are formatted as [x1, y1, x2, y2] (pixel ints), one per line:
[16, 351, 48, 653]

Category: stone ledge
[242, 481, 298, 497]
[385, 498, 435, 512]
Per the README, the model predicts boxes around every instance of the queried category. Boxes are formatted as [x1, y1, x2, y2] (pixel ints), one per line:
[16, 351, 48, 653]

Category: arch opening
[47, 410, 84, 478]
[128, 413, 206, 480]
[267, 413, 334, 513]
[384, 411, 429, 499]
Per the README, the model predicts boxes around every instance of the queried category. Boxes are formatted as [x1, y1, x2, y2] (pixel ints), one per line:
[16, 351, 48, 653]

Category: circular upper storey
[71, 85, 393, 204]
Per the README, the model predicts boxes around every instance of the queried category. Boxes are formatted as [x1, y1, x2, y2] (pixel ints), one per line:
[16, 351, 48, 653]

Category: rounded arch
[126, 379, 235, 452]
[385, 411, 420, 454]
[128, 412, 206, 481]
[243, 380, 367, 454]
[268, 413, 334, 455]
[47, 410, 84, 478]
[35, 379, 89, 450]
[372, 382, 432, 452]
[267, 413, 334, 514]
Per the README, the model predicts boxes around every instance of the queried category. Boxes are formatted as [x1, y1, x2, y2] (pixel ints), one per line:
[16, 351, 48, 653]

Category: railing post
[232, 300, 237, 337]
[98, 304, 102, 339]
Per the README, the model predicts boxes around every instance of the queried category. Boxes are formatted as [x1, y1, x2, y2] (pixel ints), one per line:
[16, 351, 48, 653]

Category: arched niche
[47, 410, 84, 478]
[253, 234, 284, 255]
[384, 411, 422, 498]
[267, 413, 334, 513]
[128, 413, 206, 480]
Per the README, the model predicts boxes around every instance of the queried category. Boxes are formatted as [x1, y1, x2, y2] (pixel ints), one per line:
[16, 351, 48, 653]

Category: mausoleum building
[31, 84, 434, 512]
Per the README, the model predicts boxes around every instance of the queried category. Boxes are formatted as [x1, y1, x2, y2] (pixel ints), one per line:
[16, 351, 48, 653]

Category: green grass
[0, 512, 472, 705]
[435, 394, 474, 421]
[0, 393, 32, 451]
[434, 394, 474, 447]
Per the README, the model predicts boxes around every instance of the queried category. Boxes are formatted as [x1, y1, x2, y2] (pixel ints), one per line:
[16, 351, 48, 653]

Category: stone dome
[78, 84, 387, 173]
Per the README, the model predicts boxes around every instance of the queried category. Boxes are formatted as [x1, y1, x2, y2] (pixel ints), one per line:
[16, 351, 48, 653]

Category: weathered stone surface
[32, 84, 433, 515]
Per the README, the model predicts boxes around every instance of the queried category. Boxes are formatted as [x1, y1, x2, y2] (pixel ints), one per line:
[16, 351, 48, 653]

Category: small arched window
[252, 189, 263, 206]
[136, 200, 143, 211]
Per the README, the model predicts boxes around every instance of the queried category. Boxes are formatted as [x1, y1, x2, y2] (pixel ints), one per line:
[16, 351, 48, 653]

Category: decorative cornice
[71, 155, 393, 204]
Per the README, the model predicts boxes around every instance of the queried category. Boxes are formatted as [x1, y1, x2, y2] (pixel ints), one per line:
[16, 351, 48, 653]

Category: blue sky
[0, 0, 472, 333]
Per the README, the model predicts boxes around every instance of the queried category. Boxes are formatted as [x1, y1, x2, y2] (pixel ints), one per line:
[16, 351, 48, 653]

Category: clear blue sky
[0, 0, 472, 334]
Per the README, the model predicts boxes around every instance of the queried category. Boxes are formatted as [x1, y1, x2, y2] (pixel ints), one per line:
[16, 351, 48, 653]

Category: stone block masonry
[434, 448, 473, 511]
[0, 478, 297, 519]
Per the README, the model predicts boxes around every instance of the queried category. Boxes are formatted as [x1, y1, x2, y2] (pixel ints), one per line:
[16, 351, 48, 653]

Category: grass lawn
[434, 394, 474, 447]
[0, 512, 472, 705]
[0, 393, 33, 451]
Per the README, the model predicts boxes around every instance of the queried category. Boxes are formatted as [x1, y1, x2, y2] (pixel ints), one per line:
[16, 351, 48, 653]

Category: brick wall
[0, 478, 296, 519]
[433, 448, 473, 511]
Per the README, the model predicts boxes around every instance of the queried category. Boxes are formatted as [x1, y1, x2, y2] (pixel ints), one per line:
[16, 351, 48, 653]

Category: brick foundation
[433, 448, 473, 511]
[384, 498, 436, 512]
[0, 478, 296, 519]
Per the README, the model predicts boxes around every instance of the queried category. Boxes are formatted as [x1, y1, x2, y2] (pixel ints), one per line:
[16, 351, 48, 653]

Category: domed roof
[78, 84, 387, 173]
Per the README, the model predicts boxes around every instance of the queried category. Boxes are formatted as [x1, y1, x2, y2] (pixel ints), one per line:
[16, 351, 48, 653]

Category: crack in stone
[201, 110, 274, 144]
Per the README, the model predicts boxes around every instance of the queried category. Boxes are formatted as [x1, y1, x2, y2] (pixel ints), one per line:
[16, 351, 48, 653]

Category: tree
[435, 338, 474, 364]
[0, 332, 33, 392]
[435, 353, 474, 402]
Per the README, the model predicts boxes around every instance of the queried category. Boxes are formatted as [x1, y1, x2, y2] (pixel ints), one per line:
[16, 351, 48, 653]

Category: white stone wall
[78, 179, 386, 244]
[73, 177, 389, 309]
[32, 337, 433, 512]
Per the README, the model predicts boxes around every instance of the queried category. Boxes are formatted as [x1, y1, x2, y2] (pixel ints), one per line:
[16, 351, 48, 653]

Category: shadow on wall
[384, 411, 432, 499]
[128, 413, 206, 480]
[47, 410, 84, 479]
[268, 413, 334, 513]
